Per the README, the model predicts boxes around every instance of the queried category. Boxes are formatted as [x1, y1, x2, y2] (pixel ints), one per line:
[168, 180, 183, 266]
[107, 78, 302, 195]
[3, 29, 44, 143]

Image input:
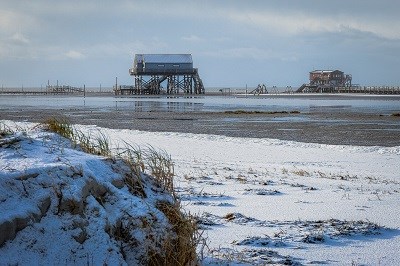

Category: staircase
[142, 75, 169, 94]
[296, 84, 307, 93]
[296, 84, 320, 93]
[193, 69, 205, 94]
[250, 84, 267, 95]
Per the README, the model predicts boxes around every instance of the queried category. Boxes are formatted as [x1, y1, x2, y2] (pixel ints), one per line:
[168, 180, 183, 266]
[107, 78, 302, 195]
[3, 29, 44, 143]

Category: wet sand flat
[1, 104, 399, 147]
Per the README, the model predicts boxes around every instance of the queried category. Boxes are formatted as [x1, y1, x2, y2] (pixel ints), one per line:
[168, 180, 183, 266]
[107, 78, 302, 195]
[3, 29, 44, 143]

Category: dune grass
[42, 117, 201, 265]
[149, 201, 202, 266]
[146, 146, 175, 195]
[0, 122, 13, 138]
[45, 117, 74, 139]
[0, 122, 23, 147]
[45, 117, 113, 157]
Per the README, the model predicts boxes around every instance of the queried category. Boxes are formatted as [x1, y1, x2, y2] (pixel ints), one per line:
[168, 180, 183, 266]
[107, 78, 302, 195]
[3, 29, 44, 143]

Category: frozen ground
[1, 120, 400, 265]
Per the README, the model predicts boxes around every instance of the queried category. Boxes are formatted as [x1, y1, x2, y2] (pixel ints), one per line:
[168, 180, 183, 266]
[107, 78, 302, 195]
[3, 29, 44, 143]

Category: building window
[157, 64, 165, 67]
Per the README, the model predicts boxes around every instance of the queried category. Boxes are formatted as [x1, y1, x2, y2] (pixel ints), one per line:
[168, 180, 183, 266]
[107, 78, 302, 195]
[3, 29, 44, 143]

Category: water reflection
[0, 95, 399, 114]
[114, 100, 204, 112]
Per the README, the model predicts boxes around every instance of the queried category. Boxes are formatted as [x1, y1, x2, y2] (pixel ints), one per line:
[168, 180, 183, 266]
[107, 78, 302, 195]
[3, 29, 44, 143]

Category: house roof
[135, 54, 193, 64]
[310, 70, 343, 74]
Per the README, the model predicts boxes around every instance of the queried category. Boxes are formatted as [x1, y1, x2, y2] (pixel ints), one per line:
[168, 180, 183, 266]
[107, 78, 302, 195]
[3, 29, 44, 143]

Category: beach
[2, 120, 399, 265]
[1, 94, 400, 147]
[1, 94, 400, 265]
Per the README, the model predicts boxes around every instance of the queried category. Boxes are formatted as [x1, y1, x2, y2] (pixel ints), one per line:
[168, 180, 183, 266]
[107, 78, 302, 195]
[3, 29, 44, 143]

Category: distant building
[297, 69, 400, 94]
[297, 69, 352, 93]
[309, 70, 348, 87]
[130, 54, 194, 75]
[115, 54, 205, 95]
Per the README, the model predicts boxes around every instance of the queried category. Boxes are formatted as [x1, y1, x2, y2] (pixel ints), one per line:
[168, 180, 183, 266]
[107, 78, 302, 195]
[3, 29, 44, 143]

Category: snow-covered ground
[0, 121, 182, 265]
[1, 120, 400, 265]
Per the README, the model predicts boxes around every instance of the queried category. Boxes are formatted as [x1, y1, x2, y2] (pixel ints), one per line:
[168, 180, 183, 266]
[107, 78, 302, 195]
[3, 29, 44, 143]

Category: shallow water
[1, 94, 399, 114]
[1, 94, 400, 146]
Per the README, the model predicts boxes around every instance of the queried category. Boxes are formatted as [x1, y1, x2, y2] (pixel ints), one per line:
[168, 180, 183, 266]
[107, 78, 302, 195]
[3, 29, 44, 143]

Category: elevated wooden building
[115, 54, 205, 95]
[297, 69, 352, 93]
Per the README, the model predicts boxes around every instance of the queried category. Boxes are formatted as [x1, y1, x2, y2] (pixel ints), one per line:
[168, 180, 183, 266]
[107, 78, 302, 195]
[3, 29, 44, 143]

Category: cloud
[1, 1, 399, 86]
[86, 39, 169, 58]
[0, 33, 34, 59]
[28, 47, 67, 60]
[204, 47, 273, 60]
[9, 33, 30, 45]
[226, 9, 400, 40]
[182, 35, 204, 42]
[203, 46, 299, 63]
[65, 50, 85, 59]
[0, 9, 38, 34]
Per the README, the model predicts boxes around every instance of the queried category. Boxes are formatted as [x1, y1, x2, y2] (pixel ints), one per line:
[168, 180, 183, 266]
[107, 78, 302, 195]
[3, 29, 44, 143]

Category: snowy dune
[0, 122, 190, 265]
[1, 120, 400, 265]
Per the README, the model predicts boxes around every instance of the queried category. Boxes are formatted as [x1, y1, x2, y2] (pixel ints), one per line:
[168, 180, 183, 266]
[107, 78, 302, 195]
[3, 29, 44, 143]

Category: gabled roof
[135, 54, 193, 64]
[310, 70, 343, 74]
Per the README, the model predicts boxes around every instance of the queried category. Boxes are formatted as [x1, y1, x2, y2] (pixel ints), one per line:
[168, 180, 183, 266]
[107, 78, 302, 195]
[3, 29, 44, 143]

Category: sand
[1, 105, 399, 147]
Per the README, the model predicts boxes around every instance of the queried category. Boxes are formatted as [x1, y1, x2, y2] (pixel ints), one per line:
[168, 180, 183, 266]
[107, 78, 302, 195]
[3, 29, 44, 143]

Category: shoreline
[1, 108, 399, 147]
[2, 91, 400, 98]
[1, 94, 399, 147]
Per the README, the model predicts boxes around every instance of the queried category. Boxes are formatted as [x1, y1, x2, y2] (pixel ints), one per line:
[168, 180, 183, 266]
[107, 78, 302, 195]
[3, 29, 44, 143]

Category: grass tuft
[149, 201, 202, 266]
[44, 118, 112, 157]
[0, 122, 14, 138]
[0, 122, 21, 147]
[116, 142, 147, 197]
[146, 146, 175, 195]
[94, 130, 112, 157]
[44, 117, 74, 139]
[117, 142, 145, 178]
[292, 169, 310, 177]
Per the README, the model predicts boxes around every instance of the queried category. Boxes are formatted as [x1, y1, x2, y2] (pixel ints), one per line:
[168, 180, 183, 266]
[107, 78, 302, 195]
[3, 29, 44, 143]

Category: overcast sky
[1, 0, 399, 88]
